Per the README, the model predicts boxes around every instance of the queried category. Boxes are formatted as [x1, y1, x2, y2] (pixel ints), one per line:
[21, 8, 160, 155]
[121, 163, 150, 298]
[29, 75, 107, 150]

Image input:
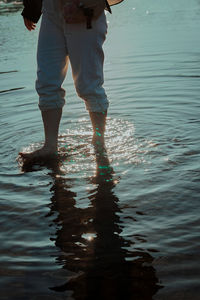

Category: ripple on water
[18, 117, 157, 176]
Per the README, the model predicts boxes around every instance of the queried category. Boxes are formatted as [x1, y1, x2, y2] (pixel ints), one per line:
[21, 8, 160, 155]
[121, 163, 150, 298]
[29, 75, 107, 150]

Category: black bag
[60, 0, 124, 29]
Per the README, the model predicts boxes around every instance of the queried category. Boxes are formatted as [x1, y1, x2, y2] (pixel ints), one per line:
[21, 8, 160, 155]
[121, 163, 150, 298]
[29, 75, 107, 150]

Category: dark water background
[0, 0, 200, 299]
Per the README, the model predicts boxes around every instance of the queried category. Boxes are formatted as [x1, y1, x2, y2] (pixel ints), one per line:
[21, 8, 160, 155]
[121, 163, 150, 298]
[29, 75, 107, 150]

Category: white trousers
[36, 10, 109, 112]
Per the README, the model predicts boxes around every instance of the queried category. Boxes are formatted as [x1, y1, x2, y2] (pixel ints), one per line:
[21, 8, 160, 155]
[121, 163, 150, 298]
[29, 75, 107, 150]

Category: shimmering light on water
[81, 233, 97, 242]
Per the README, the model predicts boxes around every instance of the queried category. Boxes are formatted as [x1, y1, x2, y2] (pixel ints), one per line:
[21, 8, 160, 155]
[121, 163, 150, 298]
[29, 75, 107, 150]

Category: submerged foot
[19, 146, 58, 162]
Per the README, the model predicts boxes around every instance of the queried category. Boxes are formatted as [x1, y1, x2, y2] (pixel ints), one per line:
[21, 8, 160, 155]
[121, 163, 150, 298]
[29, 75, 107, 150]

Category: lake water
[0, 0, 200, 299]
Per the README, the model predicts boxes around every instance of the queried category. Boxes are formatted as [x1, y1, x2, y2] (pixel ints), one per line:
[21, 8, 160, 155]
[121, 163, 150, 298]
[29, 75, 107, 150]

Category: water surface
[0, 0, 200, 299]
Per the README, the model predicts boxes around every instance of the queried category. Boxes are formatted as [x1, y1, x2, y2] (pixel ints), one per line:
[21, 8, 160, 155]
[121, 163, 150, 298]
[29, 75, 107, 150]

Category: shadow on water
[20, 146, 162, 300]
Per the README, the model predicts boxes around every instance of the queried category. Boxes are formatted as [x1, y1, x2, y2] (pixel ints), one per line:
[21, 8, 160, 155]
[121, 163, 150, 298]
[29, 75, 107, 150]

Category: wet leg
[19, 108, 62, 160]
[89, 111, 107, 149]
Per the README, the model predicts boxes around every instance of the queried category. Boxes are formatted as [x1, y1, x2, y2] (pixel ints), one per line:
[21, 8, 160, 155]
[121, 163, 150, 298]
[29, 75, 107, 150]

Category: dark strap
[81, 0, 112, 30]
[105, 0, 112, 13]
[82, 7, 94, 29]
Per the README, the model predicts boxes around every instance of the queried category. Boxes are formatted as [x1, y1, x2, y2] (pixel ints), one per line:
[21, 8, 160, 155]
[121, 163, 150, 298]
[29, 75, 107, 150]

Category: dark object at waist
[21, 0, 111, 23]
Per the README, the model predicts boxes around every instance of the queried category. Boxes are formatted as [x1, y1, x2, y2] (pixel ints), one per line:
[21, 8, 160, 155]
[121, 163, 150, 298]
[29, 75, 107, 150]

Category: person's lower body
[20, 11, 109, 160]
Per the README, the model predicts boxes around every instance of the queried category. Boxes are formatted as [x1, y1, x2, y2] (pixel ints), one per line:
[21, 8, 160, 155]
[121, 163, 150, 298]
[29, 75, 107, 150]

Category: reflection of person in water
[40, 150, 162, 300]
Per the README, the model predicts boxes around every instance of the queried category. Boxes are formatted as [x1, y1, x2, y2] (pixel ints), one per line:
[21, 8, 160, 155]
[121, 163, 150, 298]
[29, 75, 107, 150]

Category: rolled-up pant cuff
[84, 97, 109, 112]
[38, 98, 65, 111]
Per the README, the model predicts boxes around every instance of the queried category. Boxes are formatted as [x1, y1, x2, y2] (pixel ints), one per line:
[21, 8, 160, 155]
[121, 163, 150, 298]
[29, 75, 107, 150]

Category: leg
[19, 108, 62, 160]
[66, 13, 109, 146]
[20, 14, 68, 160]
[89, 111, 107, 148]
[42, 108, 62, 151]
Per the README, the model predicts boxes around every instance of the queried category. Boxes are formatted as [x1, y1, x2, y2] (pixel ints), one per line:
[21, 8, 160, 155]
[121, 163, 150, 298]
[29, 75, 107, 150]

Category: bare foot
[19, 146, 58, 162]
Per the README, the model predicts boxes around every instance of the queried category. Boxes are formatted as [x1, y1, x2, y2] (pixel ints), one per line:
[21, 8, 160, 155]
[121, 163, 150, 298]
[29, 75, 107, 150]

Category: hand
[23, 18, 36, 31]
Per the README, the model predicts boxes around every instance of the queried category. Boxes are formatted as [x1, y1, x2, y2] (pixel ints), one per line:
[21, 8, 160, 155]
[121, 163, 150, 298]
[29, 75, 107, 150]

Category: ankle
[92, 134, 105, 146]
[43, 143, 57, 152]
